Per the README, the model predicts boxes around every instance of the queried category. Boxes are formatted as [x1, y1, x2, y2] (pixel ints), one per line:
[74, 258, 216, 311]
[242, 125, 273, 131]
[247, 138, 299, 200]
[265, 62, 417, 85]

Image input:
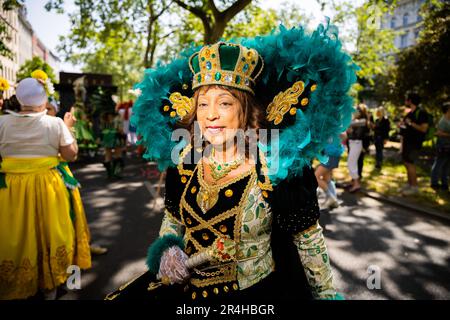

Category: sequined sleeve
[159, 209, 185, 237]
[293, 221, 337, 299]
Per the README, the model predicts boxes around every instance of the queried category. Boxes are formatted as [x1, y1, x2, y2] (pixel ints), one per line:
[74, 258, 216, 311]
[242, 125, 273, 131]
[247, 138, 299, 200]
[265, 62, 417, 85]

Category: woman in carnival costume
[106, 22, 356, 301]
[0, 70, 91, 300]
[72, 102, 98, 155]
[100, 110, 126, 179]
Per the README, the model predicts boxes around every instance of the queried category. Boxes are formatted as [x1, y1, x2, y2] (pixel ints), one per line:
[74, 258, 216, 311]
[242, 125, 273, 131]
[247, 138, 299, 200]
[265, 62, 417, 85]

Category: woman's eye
[198, 103, 208, 108]
[220, 102, 232, 107]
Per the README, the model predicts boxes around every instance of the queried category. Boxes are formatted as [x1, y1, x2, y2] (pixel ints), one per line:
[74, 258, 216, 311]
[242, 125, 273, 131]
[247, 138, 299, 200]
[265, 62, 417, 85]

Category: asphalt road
[59, 154, 450, 300]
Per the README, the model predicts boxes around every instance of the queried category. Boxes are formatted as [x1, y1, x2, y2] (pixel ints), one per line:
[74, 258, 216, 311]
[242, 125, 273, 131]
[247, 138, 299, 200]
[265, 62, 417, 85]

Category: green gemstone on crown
[197, 74, 202, 82]
[215, 72, 222, 81]
[201, 57, 205, 61]
[235, 75, 241, 84]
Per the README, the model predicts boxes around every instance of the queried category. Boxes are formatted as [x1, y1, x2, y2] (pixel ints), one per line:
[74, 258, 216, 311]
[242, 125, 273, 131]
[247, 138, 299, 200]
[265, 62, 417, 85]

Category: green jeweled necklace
[208, 149, 244, 181]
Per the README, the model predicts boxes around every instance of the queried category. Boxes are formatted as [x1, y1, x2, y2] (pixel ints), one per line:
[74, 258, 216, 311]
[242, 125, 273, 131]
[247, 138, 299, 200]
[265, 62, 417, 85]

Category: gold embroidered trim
[169, 92, 194, 120]
[179, 162, 257, 288]
[0, 245, 75, 300]
[198, 160, 255, 190]
[190, 263, 236, 288]
[266, 80, 305, 125]
[257, 148, 273, 192]
[164, 208, 182, 225]
[177, 143, 194, 176]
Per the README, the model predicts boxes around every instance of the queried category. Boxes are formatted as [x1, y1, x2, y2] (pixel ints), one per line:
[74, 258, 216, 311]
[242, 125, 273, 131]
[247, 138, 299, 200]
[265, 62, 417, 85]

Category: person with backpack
[399, 93, 429, 196]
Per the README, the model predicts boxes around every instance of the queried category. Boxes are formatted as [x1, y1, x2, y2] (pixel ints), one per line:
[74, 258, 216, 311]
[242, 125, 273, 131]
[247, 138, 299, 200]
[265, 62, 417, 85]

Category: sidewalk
[361, 189, 450, 222]
[332, 142, 449, 221]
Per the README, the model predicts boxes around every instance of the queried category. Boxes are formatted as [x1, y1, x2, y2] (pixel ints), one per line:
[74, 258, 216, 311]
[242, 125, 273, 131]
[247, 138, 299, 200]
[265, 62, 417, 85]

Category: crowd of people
[314, 93, 450, 211]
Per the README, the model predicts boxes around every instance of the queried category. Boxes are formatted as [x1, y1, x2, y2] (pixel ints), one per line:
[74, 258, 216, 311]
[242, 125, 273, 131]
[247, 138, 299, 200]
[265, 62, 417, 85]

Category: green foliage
[223, 1, 311, 39]
[172, 0, 253, 44]
[46, 0, 171, 100]
[16, 56, 58, 83]
[393, 0, 450, 113]
[158, 0, 310, 65]
[329, 0, 398, 87]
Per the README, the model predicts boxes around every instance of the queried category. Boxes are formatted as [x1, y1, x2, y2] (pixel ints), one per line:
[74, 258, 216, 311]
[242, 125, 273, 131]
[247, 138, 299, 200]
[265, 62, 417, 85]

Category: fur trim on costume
[146, 234, 185, 275]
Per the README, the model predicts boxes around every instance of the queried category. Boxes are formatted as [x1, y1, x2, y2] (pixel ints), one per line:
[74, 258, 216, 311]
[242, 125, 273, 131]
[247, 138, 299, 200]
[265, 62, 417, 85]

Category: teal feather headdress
[131, 21, 358, 185]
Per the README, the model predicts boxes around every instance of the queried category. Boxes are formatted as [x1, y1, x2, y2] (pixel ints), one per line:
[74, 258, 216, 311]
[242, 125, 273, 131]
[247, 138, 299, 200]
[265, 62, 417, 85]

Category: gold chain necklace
[207, 149, 244, 181]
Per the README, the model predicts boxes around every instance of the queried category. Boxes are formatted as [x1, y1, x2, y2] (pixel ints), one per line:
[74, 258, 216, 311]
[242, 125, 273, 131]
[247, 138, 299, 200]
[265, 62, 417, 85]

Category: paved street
[60, 153, 450, 300]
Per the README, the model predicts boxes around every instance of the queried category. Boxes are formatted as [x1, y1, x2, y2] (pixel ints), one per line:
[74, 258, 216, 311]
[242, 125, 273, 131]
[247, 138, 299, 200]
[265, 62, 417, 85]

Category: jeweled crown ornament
[189, 42, 264, 95]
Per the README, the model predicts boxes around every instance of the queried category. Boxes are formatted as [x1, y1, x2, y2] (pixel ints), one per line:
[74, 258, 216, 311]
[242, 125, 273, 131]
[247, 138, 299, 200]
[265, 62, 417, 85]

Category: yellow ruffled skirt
[0, 157, 91, 300]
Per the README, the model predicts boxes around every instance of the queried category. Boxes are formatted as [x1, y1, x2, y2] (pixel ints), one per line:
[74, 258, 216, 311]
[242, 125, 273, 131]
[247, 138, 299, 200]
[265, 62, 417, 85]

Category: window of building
[390, 16, 396, 28]
[400, 32, 408, 48]
[403, 13, 409, 26]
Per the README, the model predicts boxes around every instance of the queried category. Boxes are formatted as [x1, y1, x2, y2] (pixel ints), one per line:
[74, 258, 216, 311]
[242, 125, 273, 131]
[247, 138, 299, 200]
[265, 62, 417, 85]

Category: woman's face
[196, 87, 241, 146]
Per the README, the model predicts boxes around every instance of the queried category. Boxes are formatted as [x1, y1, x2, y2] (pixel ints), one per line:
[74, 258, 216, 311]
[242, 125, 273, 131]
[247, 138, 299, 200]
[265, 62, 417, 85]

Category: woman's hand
[157, 246, 190, 285]
[64, 108, 77, 128]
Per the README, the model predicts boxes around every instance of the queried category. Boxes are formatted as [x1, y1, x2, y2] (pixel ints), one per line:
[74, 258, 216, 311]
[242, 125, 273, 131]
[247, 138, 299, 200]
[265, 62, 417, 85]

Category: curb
[362, 190, 450, 222]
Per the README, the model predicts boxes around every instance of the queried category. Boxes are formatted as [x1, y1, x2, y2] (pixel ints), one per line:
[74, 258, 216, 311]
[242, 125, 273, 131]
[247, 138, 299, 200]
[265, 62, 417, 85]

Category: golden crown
[188, 42, 264, 95]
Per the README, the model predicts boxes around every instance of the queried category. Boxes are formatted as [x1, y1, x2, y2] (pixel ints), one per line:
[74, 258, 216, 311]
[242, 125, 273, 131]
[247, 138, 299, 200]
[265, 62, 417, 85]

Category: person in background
[101, 110, 126, 179]
[373, 106, 391, 169]
[0, 71, 91, 300]
[346, 104, 369, 193]
[399, 93, 429, 196]
[357, 104, 373, 180]
[315, 132, 347, 210]
[430, 102, 450, 192]
[46, 101, 108, 256]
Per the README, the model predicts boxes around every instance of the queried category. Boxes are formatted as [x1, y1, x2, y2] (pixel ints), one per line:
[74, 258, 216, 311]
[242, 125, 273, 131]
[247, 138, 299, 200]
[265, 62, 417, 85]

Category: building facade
[382, 0, 425, 50]
[0, 1, 19, 97]
[18, 7, 33, 68]
[0, 2, 60, 97]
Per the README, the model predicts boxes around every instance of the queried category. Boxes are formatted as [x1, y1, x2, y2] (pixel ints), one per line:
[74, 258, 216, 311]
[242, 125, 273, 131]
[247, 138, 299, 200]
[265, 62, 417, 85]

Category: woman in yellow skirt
[46, 100, 107, 256]
[0, 72, 91, 300]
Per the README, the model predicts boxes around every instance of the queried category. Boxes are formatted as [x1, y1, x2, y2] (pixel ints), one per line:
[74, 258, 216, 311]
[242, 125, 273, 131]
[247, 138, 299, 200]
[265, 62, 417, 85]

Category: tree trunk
[148, 23, 159, 68]
[144, 19, 154, 68]
[207, 20, 227, 43]
[174, 0, 252, 45]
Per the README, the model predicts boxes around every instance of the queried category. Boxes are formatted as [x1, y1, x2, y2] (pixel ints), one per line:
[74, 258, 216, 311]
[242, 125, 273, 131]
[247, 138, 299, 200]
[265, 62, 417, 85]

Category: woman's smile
[206, 126, 225, 135]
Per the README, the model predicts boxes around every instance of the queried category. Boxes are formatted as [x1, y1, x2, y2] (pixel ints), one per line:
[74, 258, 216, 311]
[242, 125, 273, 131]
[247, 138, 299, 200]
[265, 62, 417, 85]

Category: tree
[172, 0, 253, 44]
[330, 0, 398, 84]
[1, 0, 24, 63]
[45, 0, 172, 99]
[158, 0, 310, 64]
[223, 1, 311, 39]
[16, 56, 57, 83]
[393, 0, 449, 113]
